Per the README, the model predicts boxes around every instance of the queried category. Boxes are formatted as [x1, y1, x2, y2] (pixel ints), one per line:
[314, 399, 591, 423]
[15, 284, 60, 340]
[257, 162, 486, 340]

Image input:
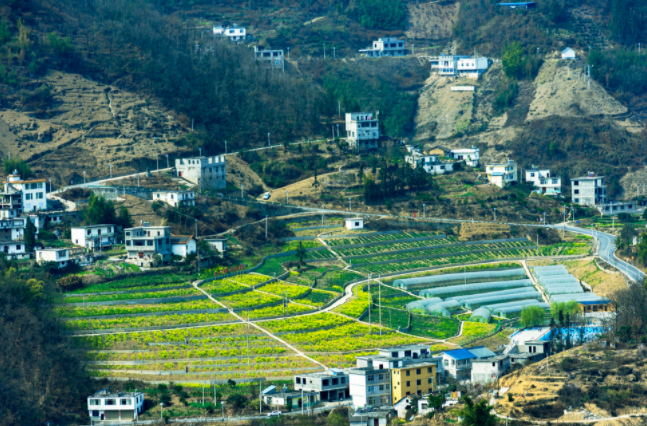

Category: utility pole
[196, 219, 200, 275]
[338, 100, 341, 116]
[333, 46, 336, 58]
[288, 47, 290, 59]
[379, 277, 382, 336]
[166, 154, 169, 168]
[267, 133, 271, 147]
[493, 208, 497, 221]
[348, 197, 351, 212]
[321, 204, 324, 226]
[109, 164, 113, 178]
[156, 156, 159, 171]
[241, 185, 244, 199]
[423, 204, 426, 219]
[332, 125, 335, 140]
[587, 65, 591, 89]
[265, 216, 268, 239]
[137, 173, 139, 188]
[324, 42, 326, 59]
[368, 274, 371, 335]
[224, 140, 227, 154]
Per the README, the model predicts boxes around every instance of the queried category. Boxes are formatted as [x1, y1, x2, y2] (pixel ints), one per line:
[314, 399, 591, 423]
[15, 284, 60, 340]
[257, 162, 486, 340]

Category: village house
[345, 218, 364, 230]
[217, 25, 246, 41]
[405, 153, 455, 175]
[152, 190, 196, 207]
[35, 247, 90, 268]
[88, 389, 145, 422]
[124, 225, 172, 267]
[3, 171, 47, 212]
[562, 47, 576, 59]
[471, 355, 510, 384]
[345, 112, 380, 151]
[431, 55, 490, 79]
[359, 37, 406, 57]
[349, 366, 391, 408]
[204, 238, 228, 256]
[0, 239, 26, 259]
[450, 147, 480, 167]
[486, 160, 518, 188]
[350, 407, 396, 426]
[175, 156, 226, 190]
[390, 360, 437, 403]
[253, 46, 284, 69]
[571, 173, 606, 206]
[294, 369, 350, 402]
[261, 386, 318, 411]
[525, 166, 561, 195]
[71, 224, 116, 252]
[439, 346, 496, 380]
[171, 234, 197, 258]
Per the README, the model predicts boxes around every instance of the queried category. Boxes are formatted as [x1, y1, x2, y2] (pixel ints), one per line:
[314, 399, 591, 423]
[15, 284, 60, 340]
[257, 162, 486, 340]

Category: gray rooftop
[473, 354, 508, 363]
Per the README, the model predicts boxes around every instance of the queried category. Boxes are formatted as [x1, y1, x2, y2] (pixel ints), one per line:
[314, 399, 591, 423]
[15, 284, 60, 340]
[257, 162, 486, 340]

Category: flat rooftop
[509, 327, 550, 345]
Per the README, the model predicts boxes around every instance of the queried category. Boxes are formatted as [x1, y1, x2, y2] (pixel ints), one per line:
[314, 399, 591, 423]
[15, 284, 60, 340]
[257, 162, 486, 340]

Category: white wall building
[171, 234, 197, 258]
[571, 173, 606, 206]
[486, 160, 518, 188]
[359, 37, 405, 57]
[345, 218, 364, 230]
[152, 190, 196, 207]
[224, 25, 246, 41]
[124, 225, 172, 267]
[4, 171, 47, 212]
[71, 225, 116, 252]
[471, 355, 510, 384]
[450, 147, 480, 167]
[0, 240, 26, 259]
[345, 112, 380, 151]
[525, 166, 561, 195]
[176, 156, 226, 190]
[35, 248, 80, 268]
[0, 217, 27, 241]
[562, 47, 576, 59]
[432, 55, 490, 79]
[349, 366, 391, 408]
[205, 238, 228, 255]
[405, 154, 454, 175]
[88, 389, 145, 422]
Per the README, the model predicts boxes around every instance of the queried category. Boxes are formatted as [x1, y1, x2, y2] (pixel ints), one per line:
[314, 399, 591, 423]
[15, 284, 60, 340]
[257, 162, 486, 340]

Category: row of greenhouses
[532, 265, 609, 304]
[394, 268, 527, 290]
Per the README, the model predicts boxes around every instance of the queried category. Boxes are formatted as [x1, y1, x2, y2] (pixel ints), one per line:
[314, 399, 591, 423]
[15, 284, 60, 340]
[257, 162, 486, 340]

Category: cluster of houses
[404, 145, 480, 175]
[87, 339, 549, 422]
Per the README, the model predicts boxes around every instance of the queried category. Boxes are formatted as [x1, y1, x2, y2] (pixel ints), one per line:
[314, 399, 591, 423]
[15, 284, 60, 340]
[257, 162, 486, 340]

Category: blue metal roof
[579, 300, 610, 305]
[490, 172, 505, 176]
[498, 2, 536, 5]
[443, 349, 477, 360]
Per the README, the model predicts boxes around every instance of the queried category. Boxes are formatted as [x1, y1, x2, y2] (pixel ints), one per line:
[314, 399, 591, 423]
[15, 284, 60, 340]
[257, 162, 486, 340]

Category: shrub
[57, 275, 83, 291]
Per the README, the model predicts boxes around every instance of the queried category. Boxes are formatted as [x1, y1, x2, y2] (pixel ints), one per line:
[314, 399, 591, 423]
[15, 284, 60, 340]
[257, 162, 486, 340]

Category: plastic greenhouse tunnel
[460, 291, 542, 309]
[481, 299, 543, 312]
[469, 307, 492, 323]
[419, 279, 533, 298]
[394, 268, 526, 290]
[448, 288, 533, 302]
[494, 302, 550, 318]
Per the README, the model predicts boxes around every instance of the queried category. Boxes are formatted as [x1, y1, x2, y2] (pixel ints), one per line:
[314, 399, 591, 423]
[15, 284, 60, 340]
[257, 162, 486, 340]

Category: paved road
[551, 224, 645, 283]
[50, 167, 174, 195]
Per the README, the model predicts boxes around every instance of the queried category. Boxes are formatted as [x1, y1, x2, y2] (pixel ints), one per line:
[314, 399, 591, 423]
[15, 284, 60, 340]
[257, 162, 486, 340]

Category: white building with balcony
[525, 166, 561, 196]
[295, 369, 350, 402]
[471, 355, 510, 384]
[349, 366, 391, 408]
[432, 55, 490, 79]
[450, 147, 480, 167]
[405, 154, 454, 175]
[345, 112, 380, 151]
[152, 190, 196, 207]
[124, 225, 172, 267]
[176, 156, 226, 190]
[35, 248, 84, 268]
[88, 389, 145, 422]
[571, 173, 607, 206]
[224, 25, 246, 41]
[3, 171, 47, 212]
[486, 160, 518, 188]
[359, 37, 405, 57]
[71, 225, 116, 252]
[0, 240, 26, 259]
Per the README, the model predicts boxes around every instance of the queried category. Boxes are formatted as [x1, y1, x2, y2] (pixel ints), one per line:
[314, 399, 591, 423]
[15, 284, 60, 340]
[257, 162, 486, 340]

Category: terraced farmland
[325, 231, 441, 247]
[335, 236, 460, 257]
[74, 324, 324, 381]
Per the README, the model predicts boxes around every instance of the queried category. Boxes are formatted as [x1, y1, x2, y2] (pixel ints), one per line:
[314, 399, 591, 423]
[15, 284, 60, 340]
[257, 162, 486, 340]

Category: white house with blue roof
[439, 346, 496, 380]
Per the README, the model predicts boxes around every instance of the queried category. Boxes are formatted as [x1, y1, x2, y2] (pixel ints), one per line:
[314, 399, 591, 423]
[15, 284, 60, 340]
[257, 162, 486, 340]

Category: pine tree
[24, 219, 36, 252]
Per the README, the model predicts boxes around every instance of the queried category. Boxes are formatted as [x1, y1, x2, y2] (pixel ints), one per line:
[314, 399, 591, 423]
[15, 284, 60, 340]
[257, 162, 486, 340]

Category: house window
[120, 399, 131, 405]
[574, 190, 579, 194]
[89, 399, 101, 405]
[126, 241, 131, 246]
[574, 198, 579, 203]
[428, 378, 433, 384]
[296, 378, 301, 384]
[417, 380, 421, 386]
[379, 385, 384, 391]
[427, 367, 432, 373]
[147, 241, 153, 246]
[406, 370, 410, 376]
[443, 360, 448, 366]
[322, 379, 329, 386]
[368, 386, 374, 392]
[37, 193, 43, 199]
[105, 399, 116, 405]
[573, 181, 579, 185]
[367, 375, 374, 382]
[406, 381, 410, 387]
[378, 374, 384, 380]
[416, 369, 421, 374]
[341, 378, 345, 384]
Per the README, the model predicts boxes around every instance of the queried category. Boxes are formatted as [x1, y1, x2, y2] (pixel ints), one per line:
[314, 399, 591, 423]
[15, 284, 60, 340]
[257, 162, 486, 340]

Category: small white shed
[345, 218, 364, 230]
[561, 47, 576, 59]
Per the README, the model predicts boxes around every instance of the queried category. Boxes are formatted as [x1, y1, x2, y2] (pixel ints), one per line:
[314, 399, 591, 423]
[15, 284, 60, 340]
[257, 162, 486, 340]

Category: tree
[551, 300, 580, 322]
[295, 241, 307, 268]
[84, 194, 116, 225]
[3, 158, 32, 179]
[620, 224, 636, 248]
[502, 42, 524, 79]
[312, 168, 319, 188]
[57, 275, 82, 291]
[520, 305, 546, 328]
[116, 206, 133, 229]
[458, 396, 497, 426]
[24, 219, 36, 252]
[427, 393, 445, 416]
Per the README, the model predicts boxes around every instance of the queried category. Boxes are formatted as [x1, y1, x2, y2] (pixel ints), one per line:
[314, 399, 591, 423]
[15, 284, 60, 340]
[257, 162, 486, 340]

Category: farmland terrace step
[341, 238, 530, 261]
[60, 307, 229, 320]
[145, 341, 286, 348]
[64, 284, 193, 297]
[90, 366, 324, 376]
[348, 246, 536, 268]
[85, 353, 299, 364]
[87, 359, 305, 369]
[328, 234, 448, 249]
[62, 294, 207, 307]
[273, 323, 356, 335]
[66, 319, 242, 335]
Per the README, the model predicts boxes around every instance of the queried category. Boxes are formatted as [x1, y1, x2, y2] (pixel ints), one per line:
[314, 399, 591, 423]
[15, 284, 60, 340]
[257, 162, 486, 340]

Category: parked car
[268, 411, 281, 417]
[263, 192, 271, 200]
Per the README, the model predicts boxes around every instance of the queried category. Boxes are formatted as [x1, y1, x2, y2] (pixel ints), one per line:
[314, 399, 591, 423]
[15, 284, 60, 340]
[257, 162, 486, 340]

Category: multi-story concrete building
[432, 55, 490, 79]
[471, 355, 510, 384]
[439, 346, 496, 380]
[0, 217, 28, 241]
[88, 389, 145, 422]
[377, 344, 431, 359]
[71, 225, 116, 252]
[261, 385, 318, 410]
[175, 156, 226, 190]
[350, 407, 396, 426]
[0, 239, 26, 259]
[124, 225, 172, 267]
[571, 173, 606, 206]
[253, 46, 284, 69]
[35, 247, 91, 268]
[4, 171, 47, 212]
[224, 25, 246, 41]
[349, 366, 391, 408]
[597, 202, 640, 216]
[526, 166, 561, 196]
[390, 361, 437, 403]
[486, 160, 518, 188]
[405, 154, 454, 175]
[450, 147, 480, 167]
[152, 190, 196, 207]
[294, 369, 349, 401]
[0, 184, 23, 218]
[359, 37, 405, 57]
[345, 112, 380, 151]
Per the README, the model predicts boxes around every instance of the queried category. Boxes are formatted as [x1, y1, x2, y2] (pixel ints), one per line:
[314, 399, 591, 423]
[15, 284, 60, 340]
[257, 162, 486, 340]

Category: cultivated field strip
[325, 231, 442, 247]
[334, 237, 459, 257]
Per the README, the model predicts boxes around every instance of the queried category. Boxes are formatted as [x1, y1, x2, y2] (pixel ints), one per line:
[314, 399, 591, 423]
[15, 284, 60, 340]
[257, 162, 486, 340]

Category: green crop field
[260, 282, 311, 299]
[316, 269, 363, 292]
[64, 287, 201, 303]
[335, 237, 459, 257]
[298, 289, 338, 306]
[58, 299, 219, 318]
[254, 259, 287, 276]
[64, 311, 238, 330]
[201, 279, 249, 294]
[217, 291, 282, 308]
[66, 273, 194, 294]
[325, 231, 441, 247]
